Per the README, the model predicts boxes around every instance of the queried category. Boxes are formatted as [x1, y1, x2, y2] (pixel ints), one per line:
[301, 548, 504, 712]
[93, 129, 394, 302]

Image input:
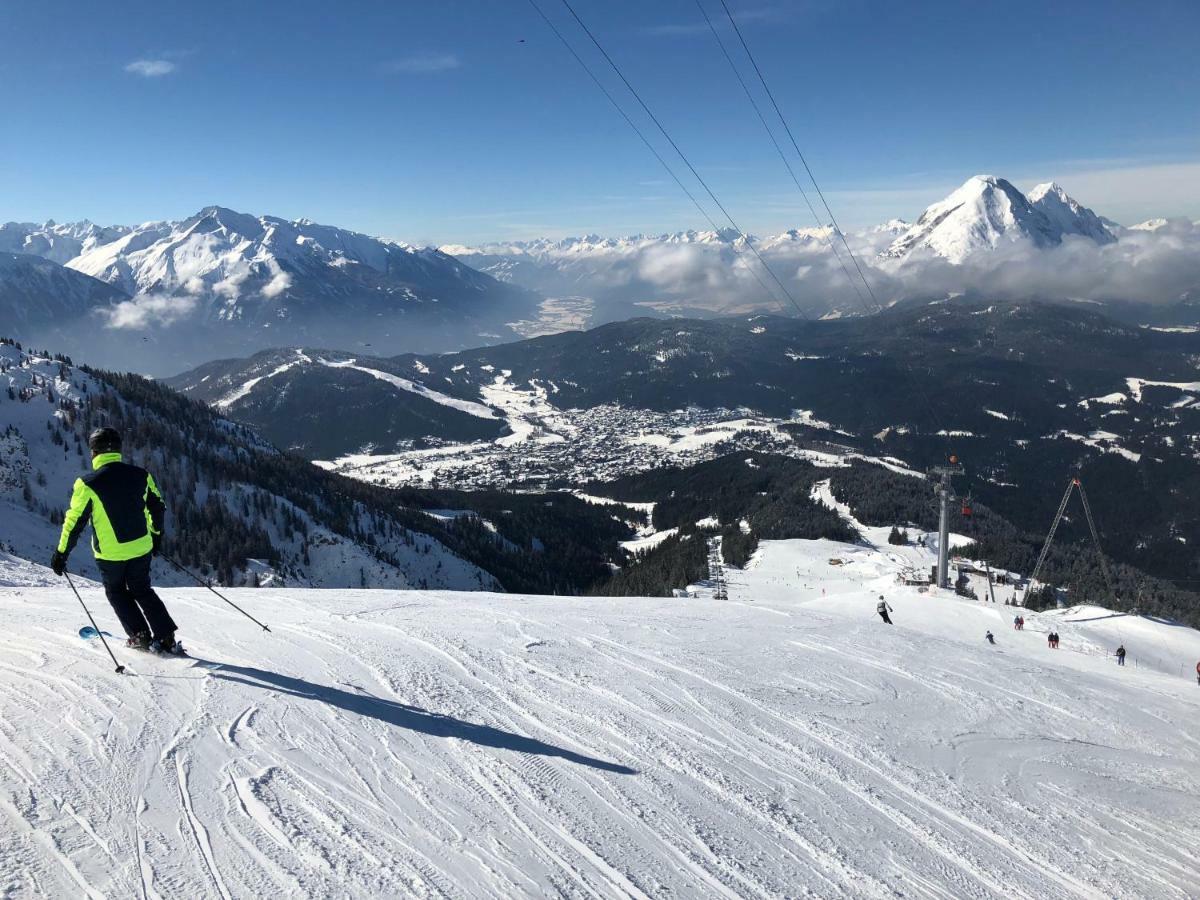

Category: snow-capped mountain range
[443, 178, 1122, 268]
[2, 207, 513, 306]
[436, 176, 1200, 328]
[0, 207, 539, 372]
[2, 176, 1196, 374]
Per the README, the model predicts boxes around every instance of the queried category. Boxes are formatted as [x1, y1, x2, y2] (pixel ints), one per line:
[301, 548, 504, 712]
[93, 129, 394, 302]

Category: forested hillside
[1, 338, 630, 592]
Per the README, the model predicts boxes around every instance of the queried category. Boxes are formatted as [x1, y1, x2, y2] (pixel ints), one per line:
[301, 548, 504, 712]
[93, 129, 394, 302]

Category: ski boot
[126, 631, 151, 651]
[149, 633, 187, 656]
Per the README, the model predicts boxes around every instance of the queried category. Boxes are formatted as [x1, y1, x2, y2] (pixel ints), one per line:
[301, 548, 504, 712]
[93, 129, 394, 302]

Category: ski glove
[50, 550, 67, 577]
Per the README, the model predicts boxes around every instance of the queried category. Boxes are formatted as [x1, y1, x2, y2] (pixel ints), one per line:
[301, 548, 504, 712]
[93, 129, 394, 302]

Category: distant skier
[50, 427, 182, 654]
[1013, 615, 1021, 630]
[1116, 644, 1126, 667]
[985, 630, 995, 645]
[1195, 660, 1199, 685]
[876, 596, 893, 625]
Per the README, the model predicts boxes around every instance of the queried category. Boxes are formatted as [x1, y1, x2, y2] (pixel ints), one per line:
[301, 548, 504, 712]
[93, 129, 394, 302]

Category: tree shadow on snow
[205, 662, 637, 775]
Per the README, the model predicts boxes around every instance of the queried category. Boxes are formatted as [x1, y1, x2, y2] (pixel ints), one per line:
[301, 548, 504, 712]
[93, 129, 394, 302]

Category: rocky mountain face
[0, 252, 130, 327]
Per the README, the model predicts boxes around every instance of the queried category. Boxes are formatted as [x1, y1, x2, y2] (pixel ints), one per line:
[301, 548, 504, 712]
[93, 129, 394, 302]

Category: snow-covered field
[2, 536, 1199, 899]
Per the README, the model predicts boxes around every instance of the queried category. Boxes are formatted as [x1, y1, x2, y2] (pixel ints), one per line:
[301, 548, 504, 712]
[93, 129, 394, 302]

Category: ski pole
[65, 572, 125, 674]
[161, 554, 271, 632]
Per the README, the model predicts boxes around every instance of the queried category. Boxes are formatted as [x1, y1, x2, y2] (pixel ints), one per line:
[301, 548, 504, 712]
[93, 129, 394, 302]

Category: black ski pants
[879, 610, 892, 625]
[98, 553, 176, 640]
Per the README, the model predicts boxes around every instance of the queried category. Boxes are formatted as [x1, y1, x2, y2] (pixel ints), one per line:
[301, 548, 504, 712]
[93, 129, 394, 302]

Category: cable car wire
[524, 0, 790, 314]
[693, 0, 871, 313]
[708, 0, 950, 440]
[718, 0, 884, 314]
[553, 0, 810, 319]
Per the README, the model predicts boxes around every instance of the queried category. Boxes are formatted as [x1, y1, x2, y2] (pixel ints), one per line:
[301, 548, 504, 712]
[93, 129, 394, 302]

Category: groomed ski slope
[2, 538, 1199, 899]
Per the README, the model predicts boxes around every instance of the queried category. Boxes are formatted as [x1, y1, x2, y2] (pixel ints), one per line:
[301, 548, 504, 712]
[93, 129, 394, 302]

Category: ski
[80, 626, 188, 658]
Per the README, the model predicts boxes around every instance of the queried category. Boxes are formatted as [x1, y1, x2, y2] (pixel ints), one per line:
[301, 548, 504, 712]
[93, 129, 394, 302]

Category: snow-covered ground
[2, 535, 1199, 899]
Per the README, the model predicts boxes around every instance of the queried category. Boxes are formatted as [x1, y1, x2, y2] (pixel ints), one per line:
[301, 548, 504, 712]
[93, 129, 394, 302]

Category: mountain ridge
[0, 207, 541, 373]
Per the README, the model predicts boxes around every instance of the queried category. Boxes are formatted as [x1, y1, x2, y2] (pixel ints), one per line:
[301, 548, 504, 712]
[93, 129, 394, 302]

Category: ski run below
[2, 536, 1199, 899]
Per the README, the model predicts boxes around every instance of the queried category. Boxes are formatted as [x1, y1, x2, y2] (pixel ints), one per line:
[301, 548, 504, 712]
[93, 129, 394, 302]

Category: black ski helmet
[88, 427, 122, 454]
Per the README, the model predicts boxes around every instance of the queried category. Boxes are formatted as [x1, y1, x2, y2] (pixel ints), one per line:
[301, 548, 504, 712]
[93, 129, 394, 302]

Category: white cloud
[532, 222, 1200, 316]
[262, 270, 292, 298]
[378, 53, 460, 74]
[641, 4, 793, 36]
[124, 59, 178, 78]
[890, 222, 1200, 307]
[101, 294, 197, 329]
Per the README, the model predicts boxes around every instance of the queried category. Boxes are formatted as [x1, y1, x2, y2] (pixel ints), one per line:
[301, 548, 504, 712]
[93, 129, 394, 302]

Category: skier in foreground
[985, 630, 995, 645]
[50, 427, 182, 654]
[876, 596, 894, 625]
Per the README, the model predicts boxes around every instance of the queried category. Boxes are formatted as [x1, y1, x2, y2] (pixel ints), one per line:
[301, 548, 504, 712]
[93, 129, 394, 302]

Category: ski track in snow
[1, 538, 1199, 898]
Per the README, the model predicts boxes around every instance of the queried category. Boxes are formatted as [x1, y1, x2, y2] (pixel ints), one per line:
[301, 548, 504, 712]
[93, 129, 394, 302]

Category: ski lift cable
[704, 0, 951, 445]
[554, 0, 810, 319]
[526, 0, 793, 316]
[693, 0, 870, 313]
[718, 0, 884, 315]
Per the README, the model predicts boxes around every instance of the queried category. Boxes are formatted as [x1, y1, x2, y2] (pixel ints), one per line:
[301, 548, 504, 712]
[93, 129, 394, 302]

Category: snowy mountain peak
[1027, 180, 1066, 202]
[883, 175, 1114, 263]
[184, 205, 267, 239]
[1027, 181, 1116, 244]
[871, 218, 911, 235]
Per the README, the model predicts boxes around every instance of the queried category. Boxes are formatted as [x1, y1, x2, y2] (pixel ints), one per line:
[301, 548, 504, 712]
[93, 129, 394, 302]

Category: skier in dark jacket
[51, 427, 181, 654]
[1116, 645, 1126, 666]
[876, 596, 893, 625]
[985, 630, 995, 644]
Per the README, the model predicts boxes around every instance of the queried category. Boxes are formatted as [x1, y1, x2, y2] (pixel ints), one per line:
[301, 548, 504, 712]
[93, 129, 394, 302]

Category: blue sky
[2, 0, 1197, 244]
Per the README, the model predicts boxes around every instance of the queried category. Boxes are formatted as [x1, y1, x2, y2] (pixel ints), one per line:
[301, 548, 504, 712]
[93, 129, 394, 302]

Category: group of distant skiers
[874, 596, 1183, 677]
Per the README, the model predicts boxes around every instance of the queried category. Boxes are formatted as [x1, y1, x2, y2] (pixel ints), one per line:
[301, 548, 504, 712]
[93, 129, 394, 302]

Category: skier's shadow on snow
[206, 663, 637, 775]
